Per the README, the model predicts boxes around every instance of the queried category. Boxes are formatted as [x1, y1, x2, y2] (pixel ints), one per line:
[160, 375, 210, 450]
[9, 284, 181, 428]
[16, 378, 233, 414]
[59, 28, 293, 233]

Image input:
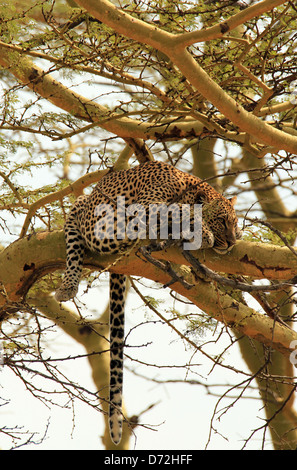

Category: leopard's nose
[226, 231, 237, 247]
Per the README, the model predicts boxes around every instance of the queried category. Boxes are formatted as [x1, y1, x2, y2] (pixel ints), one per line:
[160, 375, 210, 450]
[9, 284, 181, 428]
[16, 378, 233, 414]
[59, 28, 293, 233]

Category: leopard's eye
[219, 218, 227, 228]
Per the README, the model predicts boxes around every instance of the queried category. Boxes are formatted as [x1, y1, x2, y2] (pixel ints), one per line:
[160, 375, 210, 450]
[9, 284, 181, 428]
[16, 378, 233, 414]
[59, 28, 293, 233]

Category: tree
[0, 0, 297, 450]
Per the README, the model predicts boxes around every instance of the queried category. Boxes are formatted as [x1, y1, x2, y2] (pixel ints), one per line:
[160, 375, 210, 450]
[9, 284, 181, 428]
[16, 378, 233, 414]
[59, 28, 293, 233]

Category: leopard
[55, 160, 242, 445]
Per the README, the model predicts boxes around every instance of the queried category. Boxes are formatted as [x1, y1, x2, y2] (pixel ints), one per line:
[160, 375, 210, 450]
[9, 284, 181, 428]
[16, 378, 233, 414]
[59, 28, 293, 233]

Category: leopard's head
[203, 196, 242, 254]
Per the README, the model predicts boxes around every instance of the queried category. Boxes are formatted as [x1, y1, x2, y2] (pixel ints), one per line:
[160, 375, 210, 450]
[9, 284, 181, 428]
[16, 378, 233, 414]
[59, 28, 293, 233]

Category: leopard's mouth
[212, 244, 234, 255]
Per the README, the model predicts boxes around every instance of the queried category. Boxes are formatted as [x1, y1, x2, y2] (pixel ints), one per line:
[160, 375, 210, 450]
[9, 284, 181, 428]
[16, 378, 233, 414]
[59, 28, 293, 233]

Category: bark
[73, 0, 297, 155]
[1, 1, 296, 152]
[0, 46, 205, 142]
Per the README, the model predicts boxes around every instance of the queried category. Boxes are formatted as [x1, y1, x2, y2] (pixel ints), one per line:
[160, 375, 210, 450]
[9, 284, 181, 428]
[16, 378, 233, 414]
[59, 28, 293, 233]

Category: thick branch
[173, 0, 289, 47]
[0, 46, 208, 141]
[73, 0, 175, 50]
[167, 50, 297, 154]
[1, 232, 297, 360]
[74, 0, 297, 154]
[75, 0, 287, 49]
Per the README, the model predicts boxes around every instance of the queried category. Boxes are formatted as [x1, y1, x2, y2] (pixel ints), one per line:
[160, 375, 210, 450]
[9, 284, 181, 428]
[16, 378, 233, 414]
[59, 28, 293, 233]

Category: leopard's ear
[229, 196, 237, 205]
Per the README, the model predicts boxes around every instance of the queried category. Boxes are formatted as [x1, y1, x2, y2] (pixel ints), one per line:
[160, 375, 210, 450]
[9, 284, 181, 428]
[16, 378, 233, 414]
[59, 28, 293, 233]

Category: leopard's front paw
[201, 230, 215, 249]
[55, 285, 78, 302]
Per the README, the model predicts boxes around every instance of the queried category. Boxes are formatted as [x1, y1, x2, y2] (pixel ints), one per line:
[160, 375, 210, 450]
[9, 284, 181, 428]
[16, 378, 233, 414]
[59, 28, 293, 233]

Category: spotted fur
[55, 161, 242, 444]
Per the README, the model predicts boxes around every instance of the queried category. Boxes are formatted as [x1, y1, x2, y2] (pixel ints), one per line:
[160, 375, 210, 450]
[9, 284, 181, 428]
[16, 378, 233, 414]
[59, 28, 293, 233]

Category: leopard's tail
[108, 273, 127, 445]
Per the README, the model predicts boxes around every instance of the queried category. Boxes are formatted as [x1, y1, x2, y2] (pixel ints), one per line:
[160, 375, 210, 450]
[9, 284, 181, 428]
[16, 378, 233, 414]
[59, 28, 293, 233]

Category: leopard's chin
[212, 245, 233, 255]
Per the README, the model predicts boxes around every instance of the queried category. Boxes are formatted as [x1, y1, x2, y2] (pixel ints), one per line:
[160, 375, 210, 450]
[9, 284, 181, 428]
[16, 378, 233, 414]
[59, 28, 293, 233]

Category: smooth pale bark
[172, 0, 288, 47]
[73, 0, 297, 154]
[0, 46, 205, 141]
[1, 1, 296, 152]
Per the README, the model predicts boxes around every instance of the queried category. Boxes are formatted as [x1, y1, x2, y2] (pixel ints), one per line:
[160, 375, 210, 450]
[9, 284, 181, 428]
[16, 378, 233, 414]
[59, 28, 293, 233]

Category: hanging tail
[109, 273, 127, 445]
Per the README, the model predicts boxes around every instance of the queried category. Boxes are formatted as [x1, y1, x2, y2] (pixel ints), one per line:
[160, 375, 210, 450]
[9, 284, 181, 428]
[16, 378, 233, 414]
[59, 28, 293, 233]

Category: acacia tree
[0, 0, 297, 450]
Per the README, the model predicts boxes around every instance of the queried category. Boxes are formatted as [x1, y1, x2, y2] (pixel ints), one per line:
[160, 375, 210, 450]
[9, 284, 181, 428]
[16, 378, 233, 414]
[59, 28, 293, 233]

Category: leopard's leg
[181, 217, 215, 282]
[200, 219, 215, 249]
[109, 273, 127, 445]
[55, 209, 86, 302]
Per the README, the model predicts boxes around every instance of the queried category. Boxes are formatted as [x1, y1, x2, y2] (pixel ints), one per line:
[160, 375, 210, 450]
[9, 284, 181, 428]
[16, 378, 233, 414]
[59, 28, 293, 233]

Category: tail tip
[109, 414, 122, 445]
[110, 432, 122, 445]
